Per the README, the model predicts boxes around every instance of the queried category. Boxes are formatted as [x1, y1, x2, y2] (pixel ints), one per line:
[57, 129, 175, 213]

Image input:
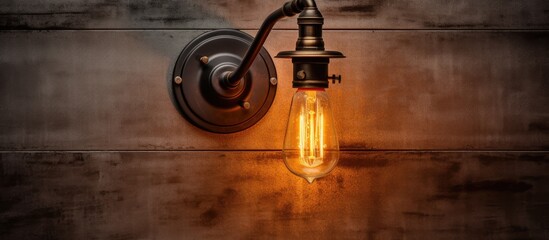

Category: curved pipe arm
[225, 0, 309, 86]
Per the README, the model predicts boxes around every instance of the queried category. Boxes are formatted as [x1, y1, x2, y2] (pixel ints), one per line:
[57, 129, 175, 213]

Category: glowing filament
[296, 92, 325, 168]
[309, 110, 315, 165]
[315, 96, 324, 159]
[299, 114, 305, 160]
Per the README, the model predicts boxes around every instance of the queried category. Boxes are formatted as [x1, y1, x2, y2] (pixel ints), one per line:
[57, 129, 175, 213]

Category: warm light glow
[299, 114, 305, 160]
[283, 88, 339, 183]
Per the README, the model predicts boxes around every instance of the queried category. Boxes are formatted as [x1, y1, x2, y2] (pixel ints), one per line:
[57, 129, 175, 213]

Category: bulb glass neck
[297, 88, 325, 92]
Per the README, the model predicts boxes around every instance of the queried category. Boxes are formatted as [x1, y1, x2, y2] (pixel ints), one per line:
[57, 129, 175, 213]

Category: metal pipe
[225, 0, 308, 86]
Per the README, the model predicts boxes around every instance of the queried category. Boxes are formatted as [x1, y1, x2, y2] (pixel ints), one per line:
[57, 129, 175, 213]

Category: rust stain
[339, 4, 376, 13]
[446, 161, 461, 174]
[275, 202, 294, 219]
[23, 152, 88, 166]
[528, 120, 549, 132]
[166, 176, 183, 184]
[423, 22, 495, 28]
[336, 174, 345, 189]
[197, 188, 238, 227]
[0, 207, 63, 235]
[216, 188, 237, 207]
[478, 154, 511, 165]
[451, 180, 533, 193]
[427, 193, 460, 202]
[1, 173, 25, 187]
[199, 207, 220, 227]
[402, 211, 444, 218]
[519, 154, 549, 163]
[478, 154, 548, 165]
[337, 158, 388, 169]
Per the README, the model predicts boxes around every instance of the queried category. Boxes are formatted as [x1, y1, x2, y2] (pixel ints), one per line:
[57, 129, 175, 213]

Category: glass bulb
[283, 88, 339, 183]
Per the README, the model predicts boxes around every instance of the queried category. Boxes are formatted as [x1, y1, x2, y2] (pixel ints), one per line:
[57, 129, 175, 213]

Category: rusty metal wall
[0, 0, 548, 239]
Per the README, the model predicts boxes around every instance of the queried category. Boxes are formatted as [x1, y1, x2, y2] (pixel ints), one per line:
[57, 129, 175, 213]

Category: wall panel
[1, 0, 548, 239]
[1, 0, 548, 30]
[1, 30, 547, 150]
[1, 151, 548, 239]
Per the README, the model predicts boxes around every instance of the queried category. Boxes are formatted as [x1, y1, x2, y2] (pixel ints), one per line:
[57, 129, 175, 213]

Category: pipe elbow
[282, 0, 303, 16]
[301, 0, 317, 8]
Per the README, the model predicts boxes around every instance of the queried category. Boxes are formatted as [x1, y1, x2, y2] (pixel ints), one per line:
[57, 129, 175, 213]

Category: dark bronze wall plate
[172, 29, 277, 133]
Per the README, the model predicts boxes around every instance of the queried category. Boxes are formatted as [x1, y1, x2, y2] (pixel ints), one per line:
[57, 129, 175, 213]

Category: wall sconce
[172, 0, 344, 183]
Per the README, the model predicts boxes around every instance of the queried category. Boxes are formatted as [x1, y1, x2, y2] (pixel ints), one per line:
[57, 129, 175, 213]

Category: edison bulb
[283, 88, 339, 183]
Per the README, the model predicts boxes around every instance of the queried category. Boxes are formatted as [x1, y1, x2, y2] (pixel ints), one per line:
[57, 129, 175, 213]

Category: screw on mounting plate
[200, 56, 209, 65]
[270, 77, 278, 85]
[174, 76, 183, 84]
[240, 101, 251, 110]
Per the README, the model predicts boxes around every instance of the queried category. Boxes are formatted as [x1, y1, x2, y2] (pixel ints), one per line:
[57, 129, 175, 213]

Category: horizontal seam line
[0, 150, 548, 153]
[1, 28, 549, 32]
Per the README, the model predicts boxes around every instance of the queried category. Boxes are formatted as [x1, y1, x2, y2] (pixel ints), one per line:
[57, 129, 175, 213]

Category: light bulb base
[291, 57, 329, 88]
[274, 0, 344, 89]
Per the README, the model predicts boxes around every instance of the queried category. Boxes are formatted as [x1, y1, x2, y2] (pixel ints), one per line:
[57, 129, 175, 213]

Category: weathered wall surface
[0, 0, 548, 239]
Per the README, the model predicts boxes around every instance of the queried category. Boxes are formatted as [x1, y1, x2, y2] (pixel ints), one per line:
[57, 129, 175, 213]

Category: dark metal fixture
[172, 0, 344, 133]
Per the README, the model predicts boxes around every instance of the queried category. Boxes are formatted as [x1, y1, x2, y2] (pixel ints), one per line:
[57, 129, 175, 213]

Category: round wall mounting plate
[172, 29, 277, 133]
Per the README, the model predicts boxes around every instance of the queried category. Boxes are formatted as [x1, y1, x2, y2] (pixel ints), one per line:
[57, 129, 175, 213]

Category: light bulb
[283, 88, 339, 183]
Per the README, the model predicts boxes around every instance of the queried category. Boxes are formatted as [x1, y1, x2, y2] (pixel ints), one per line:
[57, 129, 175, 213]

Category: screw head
[269, 77, 278, 85]
[200, 56, 209, 64]
[241, 101, 251, 110]
[174, 76, 183, 84]
[296, 70, 306, 80]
